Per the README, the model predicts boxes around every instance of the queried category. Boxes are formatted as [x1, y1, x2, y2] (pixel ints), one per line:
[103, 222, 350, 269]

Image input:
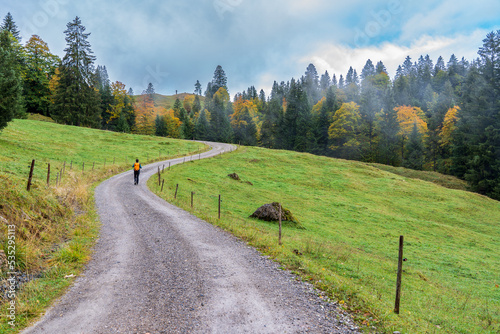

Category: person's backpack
[134, 163, 140, 171]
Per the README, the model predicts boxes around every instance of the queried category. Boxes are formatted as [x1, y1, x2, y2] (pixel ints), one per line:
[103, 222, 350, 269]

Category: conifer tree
[51, 17, 101, 127]
[194, 109, 211, 140]
[1, 13, 21, 42]
[320, 71, 331, 91]
[194, 80, 202, 95]
[404, 122, 424, 170]
[211, 65, 228, 97]
[0, 30, 23, 130]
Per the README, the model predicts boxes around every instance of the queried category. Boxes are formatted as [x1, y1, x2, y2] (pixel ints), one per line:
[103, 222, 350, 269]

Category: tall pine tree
[51, 17, 101, 127]
[0, 29, 23, 130]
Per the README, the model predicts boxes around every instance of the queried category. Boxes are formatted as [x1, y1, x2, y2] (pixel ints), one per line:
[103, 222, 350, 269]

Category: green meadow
[0, 119, 206, 332]
[149, 145, 500, 333]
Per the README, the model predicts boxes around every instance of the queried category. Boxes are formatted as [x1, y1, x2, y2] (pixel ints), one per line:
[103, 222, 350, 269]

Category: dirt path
[22, 142, 359, 334]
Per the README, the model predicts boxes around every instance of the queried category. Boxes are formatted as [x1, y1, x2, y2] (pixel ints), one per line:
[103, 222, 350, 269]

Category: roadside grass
[0, 119, 207, 333]
[149, 145, 500, 334]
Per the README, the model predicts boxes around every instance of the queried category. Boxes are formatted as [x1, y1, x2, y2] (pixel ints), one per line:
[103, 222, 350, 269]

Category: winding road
[22, 142, 359, 334]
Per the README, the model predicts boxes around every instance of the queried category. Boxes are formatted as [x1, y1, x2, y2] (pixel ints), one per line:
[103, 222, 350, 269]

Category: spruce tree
[0, 30, 23, 130]
[1, 13, 21, 42]
[404, 123, 424, 170]
[194, 80, 202, 95]
[211, 65, 228, 97]
[51, 17, 101, 127]
[194, 109, 211, 140]
[319, 71, 331, 91]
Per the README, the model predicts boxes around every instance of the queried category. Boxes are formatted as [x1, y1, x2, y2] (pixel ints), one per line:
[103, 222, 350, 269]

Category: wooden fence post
[174, 184, 179, 199]
[191, 191, 194, 208]
[218, 194, 221, 219]
[158, 166, 161, 186]
[394, 235, 404, 314]
[82, 162, 85, 173]
[63, 161, 66, 175]
[161, 179, 165, 192]
[27, 159, 35, 191]
[279, 203, 282, 245]
[47, 163, 50, 187]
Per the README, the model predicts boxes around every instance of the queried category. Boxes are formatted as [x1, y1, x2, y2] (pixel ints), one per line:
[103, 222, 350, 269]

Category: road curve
[22, 142, 359, 334]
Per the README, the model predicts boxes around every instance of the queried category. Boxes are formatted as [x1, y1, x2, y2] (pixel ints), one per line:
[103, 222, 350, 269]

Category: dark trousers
[134, 170, 140, 184]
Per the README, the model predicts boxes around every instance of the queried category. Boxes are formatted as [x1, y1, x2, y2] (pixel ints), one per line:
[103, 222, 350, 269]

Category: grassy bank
[0, 119, 206, 332]
[149, 145, 500, 333]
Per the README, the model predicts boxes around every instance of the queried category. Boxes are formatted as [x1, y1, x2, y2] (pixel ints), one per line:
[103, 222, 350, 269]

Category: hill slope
[149, 145, 500, 333]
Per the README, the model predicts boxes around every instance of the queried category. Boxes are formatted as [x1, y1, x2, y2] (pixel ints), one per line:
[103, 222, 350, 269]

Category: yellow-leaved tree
[439, 106, 460, 148]
[394, 105, 428, 138]
[394, 105, 428, 162]
[328, 102, 361, 159]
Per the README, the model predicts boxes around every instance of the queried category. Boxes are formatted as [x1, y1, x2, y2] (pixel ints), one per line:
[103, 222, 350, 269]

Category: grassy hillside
[149, 146, 500, 333]
[0, 119, 206, 332]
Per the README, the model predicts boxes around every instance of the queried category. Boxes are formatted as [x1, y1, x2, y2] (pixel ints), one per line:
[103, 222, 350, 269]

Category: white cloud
[301, 30, 490, 79]
[400, 0, 500, 41]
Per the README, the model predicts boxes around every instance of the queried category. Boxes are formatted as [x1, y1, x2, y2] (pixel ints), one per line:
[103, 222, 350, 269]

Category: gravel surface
[22, 142, 360, 334]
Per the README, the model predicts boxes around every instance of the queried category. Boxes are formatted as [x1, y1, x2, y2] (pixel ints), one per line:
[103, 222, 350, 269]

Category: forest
[1, 13, 499, 200]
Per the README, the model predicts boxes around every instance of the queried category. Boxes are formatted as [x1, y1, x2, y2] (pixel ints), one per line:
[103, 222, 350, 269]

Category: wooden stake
[279, 203, 282, 245]
[394, 235, 404, 314]
[174, 184, 179, 199]
[191, 191, 194, 208]
[161, 179, 164, 192]
[158, 167, 161, 185]
[27, 159, 35, 191]
[218, 194, 221, 219]
[47, 163, 50, 187]
[63, 161, 66, 175]
[82, 162, 85, 173]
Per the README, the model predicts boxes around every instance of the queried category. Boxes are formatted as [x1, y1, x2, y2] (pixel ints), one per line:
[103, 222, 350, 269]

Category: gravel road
[22, 142, 360, 334]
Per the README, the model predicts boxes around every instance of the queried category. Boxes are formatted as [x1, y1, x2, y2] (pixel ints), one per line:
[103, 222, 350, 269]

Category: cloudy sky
[4, 0, 500, 97]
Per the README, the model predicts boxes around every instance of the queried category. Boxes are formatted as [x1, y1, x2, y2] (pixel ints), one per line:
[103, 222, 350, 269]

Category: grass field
[0, 119, 206, 332]
[149, 145, 500, 333]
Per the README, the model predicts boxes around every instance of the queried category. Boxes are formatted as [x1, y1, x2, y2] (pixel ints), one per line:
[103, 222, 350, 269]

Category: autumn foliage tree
[23, 35, 60, 116]
[328, 102, 361, 159]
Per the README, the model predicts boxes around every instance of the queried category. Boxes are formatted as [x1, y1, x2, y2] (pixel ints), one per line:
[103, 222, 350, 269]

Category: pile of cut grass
[0, 119, 206, 332]
[149, 146, 500, 333]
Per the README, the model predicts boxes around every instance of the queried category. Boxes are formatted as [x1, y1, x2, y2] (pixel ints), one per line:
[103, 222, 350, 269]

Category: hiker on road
[133, 159, 142, 185]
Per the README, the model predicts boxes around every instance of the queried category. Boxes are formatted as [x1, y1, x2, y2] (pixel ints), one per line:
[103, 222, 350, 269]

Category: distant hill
[134, 93, 204, 110]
